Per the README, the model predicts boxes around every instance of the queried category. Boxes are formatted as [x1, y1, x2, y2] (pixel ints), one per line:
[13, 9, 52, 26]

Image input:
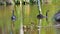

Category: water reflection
[0, 3, 59, 34]
[0, 5, 6, 34]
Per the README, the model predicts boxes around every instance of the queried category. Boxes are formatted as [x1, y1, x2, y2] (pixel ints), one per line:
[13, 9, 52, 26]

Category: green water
[0, 0, 60, 34]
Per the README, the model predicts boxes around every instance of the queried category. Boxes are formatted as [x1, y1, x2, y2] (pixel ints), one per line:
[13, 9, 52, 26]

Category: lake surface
[0, 1, 60, 34]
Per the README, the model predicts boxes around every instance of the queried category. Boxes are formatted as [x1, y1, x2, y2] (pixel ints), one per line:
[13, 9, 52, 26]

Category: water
[0, 0, 60, 34]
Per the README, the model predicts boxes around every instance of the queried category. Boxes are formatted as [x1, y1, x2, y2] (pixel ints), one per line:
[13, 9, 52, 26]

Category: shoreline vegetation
[0, 0, 37, 5]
